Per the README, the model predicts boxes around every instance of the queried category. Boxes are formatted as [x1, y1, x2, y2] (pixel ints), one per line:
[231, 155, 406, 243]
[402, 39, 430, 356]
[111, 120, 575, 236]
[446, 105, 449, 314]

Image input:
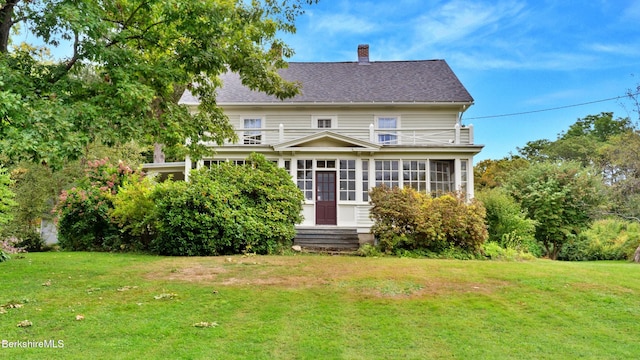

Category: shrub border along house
[56, 154, 304, 256]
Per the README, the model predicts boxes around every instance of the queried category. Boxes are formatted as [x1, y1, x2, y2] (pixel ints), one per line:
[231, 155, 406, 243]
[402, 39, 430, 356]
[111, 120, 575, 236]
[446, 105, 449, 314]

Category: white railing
[230, 123, 474, 146]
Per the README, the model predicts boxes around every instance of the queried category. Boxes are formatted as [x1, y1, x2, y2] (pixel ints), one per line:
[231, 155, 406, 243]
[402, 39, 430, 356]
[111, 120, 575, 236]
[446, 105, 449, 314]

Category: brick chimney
[358, 44, 369, 64]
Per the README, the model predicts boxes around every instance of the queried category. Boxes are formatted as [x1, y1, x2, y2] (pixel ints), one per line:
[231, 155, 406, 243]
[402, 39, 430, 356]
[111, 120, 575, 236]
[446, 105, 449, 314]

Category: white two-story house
[146, 45, 483, 246]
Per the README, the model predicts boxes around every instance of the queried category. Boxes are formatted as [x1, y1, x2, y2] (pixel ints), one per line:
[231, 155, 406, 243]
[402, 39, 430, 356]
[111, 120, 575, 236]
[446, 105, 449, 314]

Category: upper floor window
[243, 118, 262, 144]
[377, 117, 397, 144]
[318, 118, 332, 129]
[313, 116, 337, 129]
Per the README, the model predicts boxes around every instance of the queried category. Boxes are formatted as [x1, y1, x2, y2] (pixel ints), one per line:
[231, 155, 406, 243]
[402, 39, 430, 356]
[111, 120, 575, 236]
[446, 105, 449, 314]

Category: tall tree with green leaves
[0, 0, 315, 169]
[0, 166, 15, 229]
[505, 161, 605, 260]
[518, 112, 634, 166]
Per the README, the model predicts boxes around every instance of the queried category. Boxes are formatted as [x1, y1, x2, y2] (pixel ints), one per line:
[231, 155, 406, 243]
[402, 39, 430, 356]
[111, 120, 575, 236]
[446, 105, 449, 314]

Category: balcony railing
[224, 124, 474, 146]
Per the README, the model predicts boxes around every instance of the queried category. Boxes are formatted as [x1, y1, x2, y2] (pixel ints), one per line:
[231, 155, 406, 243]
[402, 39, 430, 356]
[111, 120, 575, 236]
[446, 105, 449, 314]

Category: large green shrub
[110, 175, 157, 251]
[370, 186, 488, 254]
[151, 153, 304, 256]
[476, 187, 539, 255]
[558, 219, 640, 261]
[505, 161, 605, 259]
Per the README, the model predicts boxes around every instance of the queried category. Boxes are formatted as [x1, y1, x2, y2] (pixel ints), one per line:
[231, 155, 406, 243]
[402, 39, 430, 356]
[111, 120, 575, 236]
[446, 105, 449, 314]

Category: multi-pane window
[317, 118, 332, 128]
[430, 160, 454, 195]
[362, 160, 369, 202]
[460, 159, 468, 196]
[403, 160, 427, 191]
[243, 118, 262, 144]
[339, 160, 356, 201]
[202, 160, 221, 168]
[375, 160, 399, 188]
[377, 117, 397, 144]
[296, 160, 313, 200]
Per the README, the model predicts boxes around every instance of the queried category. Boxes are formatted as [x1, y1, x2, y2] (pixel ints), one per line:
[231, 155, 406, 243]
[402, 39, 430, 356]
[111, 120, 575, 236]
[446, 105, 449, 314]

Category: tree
[0, 0, 316, 169]
[517, 112, 634, 167]
[474, 156, 529, 190]
[601, 131, 640, 218]
[0, 165, 15, 229]
[504, 161, 605, 259]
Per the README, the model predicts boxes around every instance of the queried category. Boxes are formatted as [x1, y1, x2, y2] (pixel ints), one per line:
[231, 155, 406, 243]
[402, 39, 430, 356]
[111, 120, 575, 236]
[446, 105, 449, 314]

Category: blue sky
[281, 0, 640, 161]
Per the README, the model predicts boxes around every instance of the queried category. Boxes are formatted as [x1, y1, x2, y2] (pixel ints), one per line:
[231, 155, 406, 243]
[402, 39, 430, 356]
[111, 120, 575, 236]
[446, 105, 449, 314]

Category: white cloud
[413, 0, 527, 46]
[311, 13, 378, 35]
[587, 43, 640, 57]
[450, 50, 601, 71]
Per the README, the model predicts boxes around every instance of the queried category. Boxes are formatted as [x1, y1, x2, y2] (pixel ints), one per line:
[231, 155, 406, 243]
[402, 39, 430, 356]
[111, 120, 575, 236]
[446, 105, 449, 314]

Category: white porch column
[279, 123, 284, 143]
[468, 157, 475, 199]
[184, 155, 191, 182]
[369, 124, 375, 142]
[469, 124, 474, 144]
[454, 123, 461, 144]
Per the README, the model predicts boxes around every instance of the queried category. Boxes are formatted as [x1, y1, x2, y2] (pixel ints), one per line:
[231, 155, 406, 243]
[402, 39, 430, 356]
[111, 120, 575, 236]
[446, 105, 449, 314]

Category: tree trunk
[153, 143, 165, 164]
[0, 1, 19, 54]
[634, 245, 640, 263]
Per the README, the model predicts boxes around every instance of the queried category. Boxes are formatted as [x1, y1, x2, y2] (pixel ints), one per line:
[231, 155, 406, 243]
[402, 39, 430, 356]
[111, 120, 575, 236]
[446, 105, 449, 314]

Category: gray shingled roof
[179, 60, 473, 105]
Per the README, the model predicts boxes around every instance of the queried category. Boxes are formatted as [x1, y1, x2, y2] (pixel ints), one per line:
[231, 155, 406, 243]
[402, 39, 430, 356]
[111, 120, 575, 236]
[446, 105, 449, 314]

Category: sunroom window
[430, 160, 455, 195]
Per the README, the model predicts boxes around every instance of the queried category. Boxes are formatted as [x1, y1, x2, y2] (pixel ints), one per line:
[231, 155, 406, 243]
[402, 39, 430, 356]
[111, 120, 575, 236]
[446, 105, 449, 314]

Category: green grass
[1, 252, 639, 359]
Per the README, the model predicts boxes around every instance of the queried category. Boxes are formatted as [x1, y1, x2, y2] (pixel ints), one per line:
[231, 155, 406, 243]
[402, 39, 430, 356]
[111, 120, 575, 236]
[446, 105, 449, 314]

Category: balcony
[223, 124, 475, 147]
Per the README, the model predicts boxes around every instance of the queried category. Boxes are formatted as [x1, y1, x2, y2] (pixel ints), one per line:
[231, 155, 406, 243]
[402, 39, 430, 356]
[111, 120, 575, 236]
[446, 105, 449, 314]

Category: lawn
[0, 252, 638, 359]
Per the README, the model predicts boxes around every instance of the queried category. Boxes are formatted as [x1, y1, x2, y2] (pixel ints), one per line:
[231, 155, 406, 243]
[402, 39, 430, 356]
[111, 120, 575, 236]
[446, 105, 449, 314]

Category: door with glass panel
[315, 171, 337, 225]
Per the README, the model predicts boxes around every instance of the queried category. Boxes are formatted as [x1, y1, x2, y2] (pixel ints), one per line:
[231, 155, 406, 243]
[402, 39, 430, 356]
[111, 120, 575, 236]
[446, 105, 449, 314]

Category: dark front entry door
[316, 171, 337, 225]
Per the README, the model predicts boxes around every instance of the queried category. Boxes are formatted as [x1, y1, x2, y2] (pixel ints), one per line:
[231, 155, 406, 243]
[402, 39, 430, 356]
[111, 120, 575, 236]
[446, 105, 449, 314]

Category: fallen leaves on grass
[193, 321, 218, 328]
[86, 287, 101, 294]
[153, 293, 178, 300]
[17, 320, 32, 327]
[76, 315, 85, 321]
[117, 286, 138, 292]
[42, 280, 51, 286]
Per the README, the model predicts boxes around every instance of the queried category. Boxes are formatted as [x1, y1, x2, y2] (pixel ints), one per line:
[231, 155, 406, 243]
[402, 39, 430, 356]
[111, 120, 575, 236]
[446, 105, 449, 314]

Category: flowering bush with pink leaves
[55, 159, 144, 251]
[0, 238, 25, 262]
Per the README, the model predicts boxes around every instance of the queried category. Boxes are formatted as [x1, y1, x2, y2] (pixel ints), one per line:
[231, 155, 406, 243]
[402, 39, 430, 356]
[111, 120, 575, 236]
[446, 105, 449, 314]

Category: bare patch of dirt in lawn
[169, 264, 227, 282]
[143, 256, 509, 297]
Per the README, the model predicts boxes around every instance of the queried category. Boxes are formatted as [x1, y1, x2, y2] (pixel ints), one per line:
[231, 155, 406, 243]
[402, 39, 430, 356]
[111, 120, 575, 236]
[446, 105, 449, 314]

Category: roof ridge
[287, 59, 445, 65]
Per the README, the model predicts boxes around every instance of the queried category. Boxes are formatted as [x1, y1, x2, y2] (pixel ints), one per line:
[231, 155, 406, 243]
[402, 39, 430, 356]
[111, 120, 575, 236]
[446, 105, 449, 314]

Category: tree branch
[47, 30, 80, 84]
[123, 0, 152, 28]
